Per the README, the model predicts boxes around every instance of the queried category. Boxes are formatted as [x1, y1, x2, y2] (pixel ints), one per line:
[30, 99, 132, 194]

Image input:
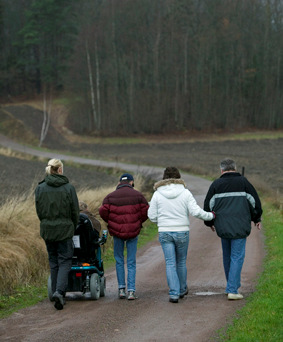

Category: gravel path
[0, 133, 264, 342]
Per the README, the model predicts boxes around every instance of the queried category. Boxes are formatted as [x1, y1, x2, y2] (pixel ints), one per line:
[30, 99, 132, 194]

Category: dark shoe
[180, 289, 188, 299]
[52, 291, 64, 310]
[169, 297, 179, 303]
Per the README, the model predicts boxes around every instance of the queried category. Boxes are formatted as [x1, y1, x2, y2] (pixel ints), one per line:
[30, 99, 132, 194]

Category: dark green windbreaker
[35, 174, 79, 242]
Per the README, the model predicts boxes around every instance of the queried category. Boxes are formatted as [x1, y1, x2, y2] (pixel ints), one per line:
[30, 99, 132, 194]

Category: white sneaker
[228, 293, 244, 300]
[119, 288, 126, 299]
[127, 291, 137, 300]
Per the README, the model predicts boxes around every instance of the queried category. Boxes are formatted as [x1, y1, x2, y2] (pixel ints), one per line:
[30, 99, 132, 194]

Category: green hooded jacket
[35, 174, 79, 242]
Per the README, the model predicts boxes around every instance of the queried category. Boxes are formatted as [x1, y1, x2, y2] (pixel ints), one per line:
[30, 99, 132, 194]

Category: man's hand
[210, 226, 215, 232]
[255, 222, 262, 230]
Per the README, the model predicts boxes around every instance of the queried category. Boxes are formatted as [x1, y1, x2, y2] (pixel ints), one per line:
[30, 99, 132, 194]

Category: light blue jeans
[221, 238, 246, 294]
[113, 236, 138, 292]
[159, 231, 190, 299]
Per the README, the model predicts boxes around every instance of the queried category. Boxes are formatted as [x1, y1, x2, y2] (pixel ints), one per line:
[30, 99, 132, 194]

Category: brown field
[1, 137, 282, 207]
[0, 153, 120, 205]
[0, 103, 282, 206]
[72, 137, 283, 198]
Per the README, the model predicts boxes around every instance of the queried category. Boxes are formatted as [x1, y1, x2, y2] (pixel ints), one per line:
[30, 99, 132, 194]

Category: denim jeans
[159, 231, 190, 299]
[221, 238, 246, 294]
[113, 236, 138, 292]
[45, 238, 74, 295]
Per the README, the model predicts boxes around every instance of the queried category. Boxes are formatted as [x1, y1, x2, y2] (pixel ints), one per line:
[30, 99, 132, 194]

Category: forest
[1, 0, 283, 135]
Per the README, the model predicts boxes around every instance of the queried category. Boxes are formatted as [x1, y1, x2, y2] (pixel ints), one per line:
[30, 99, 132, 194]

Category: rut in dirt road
[0, 135, 264, 342]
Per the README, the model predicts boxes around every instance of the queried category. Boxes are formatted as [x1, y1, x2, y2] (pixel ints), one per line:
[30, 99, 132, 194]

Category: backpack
[73, 213, 100, 263]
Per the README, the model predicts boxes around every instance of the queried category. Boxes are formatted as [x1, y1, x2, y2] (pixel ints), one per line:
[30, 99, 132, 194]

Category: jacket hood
[154, 178, 186, 199]
[44, 174, 69, 187]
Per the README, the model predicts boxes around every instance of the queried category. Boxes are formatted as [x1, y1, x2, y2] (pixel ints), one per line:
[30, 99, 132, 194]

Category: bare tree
[95, 41, 101, 130]
[39, 87, 51, 147]
[86, 39, 97, 130]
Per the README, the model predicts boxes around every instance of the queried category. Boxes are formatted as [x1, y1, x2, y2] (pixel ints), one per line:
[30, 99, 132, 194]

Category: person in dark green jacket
[35, 158, 79, 310]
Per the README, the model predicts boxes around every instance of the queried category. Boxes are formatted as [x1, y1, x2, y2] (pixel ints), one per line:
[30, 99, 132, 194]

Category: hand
[210, 225, 215, 232]
[255, 222, 262, 230]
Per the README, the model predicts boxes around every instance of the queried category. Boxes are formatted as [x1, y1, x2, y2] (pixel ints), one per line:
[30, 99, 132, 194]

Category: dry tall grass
[0, 186, 48, 295]
[0, 175, 145, 295]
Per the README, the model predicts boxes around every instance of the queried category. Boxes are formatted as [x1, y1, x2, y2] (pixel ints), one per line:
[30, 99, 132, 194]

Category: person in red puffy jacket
[99, 173, 149, 300]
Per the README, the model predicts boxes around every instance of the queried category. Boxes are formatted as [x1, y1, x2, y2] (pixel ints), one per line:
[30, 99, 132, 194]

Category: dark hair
[163, 167, 181, 179]
[220, 159, 236, 172]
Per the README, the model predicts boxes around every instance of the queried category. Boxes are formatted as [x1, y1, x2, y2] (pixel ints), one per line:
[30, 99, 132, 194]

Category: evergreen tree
[18, 0, 79, 93]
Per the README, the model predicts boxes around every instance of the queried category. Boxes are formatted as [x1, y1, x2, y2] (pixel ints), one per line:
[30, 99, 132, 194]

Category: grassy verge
[0, 221, 157, 319]
[0, 282, 48, 319]
[216, 198, 283, 341]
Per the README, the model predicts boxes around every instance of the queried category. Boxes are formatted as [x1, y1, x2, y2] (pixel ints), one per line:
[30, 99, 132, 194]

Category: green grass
[0, 282, 48, 319]
[137, 221, 158, 247]
[228, 131, 283, 140]
[0, 221, 158, 319]
[70, 130, 283, 145]
[217, 198, 283, 342]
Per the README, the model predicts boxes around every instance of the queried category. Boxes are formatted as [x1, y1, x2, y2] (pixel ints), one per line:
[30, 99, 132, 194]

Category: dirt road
[0, 135, 264, 341]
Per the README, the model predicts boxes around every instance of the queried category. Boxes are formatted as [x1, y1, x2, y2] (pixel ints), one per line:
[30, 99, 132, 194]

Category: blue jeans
[113, 236, 138, 292]
[221, 238, 246, 294]
[159, 231, 190, 299]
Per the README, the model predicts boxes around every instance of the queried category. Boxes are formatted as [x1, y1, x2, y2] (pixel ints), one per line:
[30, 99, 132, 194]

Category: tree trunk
[39, 87, 51, 147]
[86, 39, 97, 130]
[95, 41, 101, 130]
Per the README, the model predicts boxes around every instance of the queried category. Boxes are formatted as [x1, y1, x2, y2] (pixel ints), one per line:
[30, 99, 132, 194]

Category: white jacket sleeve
[187, 190, 214, 221]
[148, 192, 158, 223]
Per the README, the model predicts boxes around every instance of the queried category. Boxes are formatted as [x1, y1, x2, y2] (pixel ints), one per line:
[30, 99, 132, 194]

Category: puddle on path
[194, 292, 223, 296]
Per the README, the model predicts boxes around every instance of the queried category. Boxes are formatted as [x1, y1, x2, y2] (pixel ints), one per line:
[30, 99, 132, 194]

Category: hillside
[1, 1, 283, 134]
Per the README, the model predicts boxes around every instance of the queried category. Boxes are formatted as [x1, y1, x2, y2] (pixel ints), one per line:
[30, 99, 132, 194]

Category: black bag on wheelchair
[73, 213, 100, 264]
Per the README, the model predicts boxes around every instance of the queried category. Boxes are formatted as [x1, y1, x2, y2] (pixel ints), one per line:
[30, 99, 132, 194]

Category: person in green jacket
[35, 158, 79, 310]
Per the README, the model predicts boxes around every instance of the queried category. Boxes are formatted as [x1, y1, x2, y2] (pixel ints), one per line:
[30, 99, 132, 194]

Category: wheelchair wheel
[90, 273, 100, 300]
[100, 276, 106, 297]
[47, 275, 54, 302]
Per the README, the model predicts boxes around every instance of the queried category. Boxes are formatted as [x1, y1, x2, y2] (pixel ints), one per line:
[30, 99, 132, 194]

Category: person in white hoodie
[148, 167, 215, 303]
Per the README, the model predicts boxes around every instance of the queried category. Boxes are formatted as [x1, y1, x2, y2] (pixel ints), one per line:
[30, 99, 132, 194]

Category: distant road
[0, 133, 207, 196]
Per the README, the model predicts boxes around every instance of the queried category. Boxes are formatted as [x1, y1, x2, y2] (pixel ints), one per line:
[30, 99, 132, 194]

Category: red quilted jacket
[99, 183, 149, 239]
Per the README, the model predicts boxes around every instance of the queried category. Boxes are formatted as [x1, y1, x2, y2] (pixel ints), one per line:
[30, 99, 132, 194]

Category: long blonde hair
[45, 159, 63, 175]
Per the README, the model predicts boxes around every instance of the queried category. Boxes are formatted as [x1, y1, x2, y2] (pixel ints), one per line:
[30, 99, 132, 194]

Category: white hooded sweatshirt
[148, 179, 214, 232]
